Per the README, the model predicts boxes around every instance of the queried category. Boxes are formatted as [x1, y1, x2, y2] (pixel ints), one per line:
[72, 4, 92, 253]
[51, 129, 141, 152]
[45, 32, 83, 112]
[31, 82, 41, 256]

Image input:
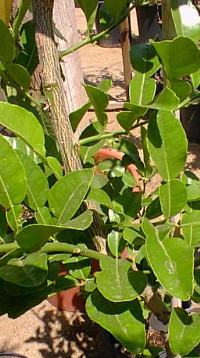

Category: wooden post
[120, 16, 132, 101]
[53, 0, 86, 113]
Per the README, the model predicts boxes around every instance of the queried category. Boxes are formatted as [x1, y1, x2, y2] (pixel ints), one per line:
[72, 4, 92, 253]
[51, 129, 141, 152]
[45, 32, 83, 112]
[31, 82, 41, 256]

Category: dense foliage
[0, 0, 200, 356]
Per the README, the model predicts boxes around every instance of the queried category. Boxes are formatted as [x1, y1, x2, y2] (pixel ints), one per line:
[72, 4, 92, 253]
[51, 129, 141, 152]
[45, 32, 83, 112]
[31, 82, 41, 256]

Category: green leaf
[0, 135, 27, 221]
[113, 191, 141, 219]
[0, 103, 45, 157]
[116, 137, 144, 172]
[6, 63, 31, 91]
[96, 257, 146, 302]
[152, 37, 200, 79]
[191, 69, 200, 89]
[35, 207, 53, 225]
[181, 210, 200, 247]
[84, 85, 108, 128]
[146, 197, 162, 220]
[117, 107, 147, 132]
[169, 79, 191, 102]
[16, 21, 38, 75]
[0, 252, 48, 287]
[16, 212, 93, 251]
[130, 74, 156, 106]
[123, 226, 144, 245]
[147, 87, 180, 111]
[122, 170, 137, 188]
[104, 0, 127, 21]
[77, 0, 98, 34]
[130, 42, 160, 77]
[65, 256, 91, 280]
[169, 308, 200, 356]
[147, 111, 187, 180]
[69, 102, 90, 132]
[91, 174, 108, 189]
[46, 157, 63, 179]
[6, 205, 22, 233]
[143, 218, 193, 300]
[159, 180, 187, 218]
[86, 291, 146, 354]
[61, 210, 93, 230]
[48, 169, 93, 224]
[98, 79, 112, 93]
[187, 180, 200, 202]
[87, 188, 112, 208]
[18, 152, 49, 218]
[0, 19, 15, 63]
[107, 230, 121, 257]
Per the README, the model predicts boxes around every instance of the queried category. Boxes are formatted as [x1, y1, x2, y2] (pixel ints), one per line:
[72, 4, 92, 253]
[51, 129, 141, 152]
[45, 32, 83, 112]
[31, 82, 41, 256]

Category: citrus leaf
[86, 291, 146, 354]
[159, 180, 187, 218]
[143, 218, 193, 300]
[148, 111, 187, 180]
[96, 257, 146, 302]
[48, 169, 93, 224]
[181, 210, 200, 247]
[169, 308, 200, 356]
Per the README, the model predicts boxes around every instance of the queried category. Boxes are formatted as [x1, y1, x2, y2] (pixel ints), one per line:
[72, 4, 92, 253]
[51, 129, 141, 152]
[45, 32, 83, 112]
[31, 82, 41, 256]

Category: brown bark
[32, 0, 107, 253]
[32, 0, 81, 172]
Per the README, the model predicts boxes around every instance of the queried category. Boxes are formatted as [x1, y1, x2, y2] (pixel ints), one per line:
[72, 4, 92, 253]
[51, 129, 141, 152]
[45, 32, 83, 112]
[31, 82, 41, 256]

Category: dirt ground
[0, 6, 200, 358]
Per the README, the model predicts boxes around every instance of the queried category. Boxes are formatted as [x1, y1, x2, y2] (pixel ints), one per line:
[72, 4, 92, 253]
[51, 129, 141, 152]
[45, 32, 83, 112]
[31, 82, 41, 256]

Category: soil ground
[0, 6, 200, 358]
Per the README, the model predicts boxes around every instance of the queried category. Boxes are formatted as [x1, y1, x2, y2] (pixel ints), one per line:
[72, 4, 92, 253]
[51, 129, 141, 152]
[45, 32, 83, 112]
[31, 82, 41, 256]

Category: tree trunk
[32, 0, 107, 253]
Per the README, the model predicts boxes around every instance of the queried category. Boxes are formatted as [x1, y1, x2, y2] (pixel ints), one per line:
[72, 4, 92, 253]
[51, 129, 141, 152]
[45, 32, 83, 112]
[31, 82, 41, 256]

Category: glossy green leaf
[96, 257, 146, 302]
[87, 188, 112, 208]
[169, 79, 191, 102]
[104, 0, 127, 21]
[187, 180, 200, 201]
[0, 206, 7, 237]
[48, 169, 93, 224]
[0, 135, 26, 213]
[143, 218, 193, 300]
[113, 191, 141, 219]
[91, 174, 108, 189]
[46, 157, 63, 179]
[0, 19, 15, 63]
[169, 308, 200, 356]
[35, 207, 53, 225]
[147, 87, 180, 111]
[181, 210, 200, 246]
[69, 102, 90, 132]
[146, 197, 162, 219]
[6, 205, 22, 233]
[108, 230, 121, 257]
[61, 210, 93, 230]
[86, 291, 146, 354]
[65, 256, 91, 280]
[0, 252, 48, 287]
[148, 111, 187, 180]
[98, 79, 112, 92]
[117, 106, 147, 132]
[16, 211, 93, 251]
[191, 69, 200, 89]
[6, 63, 31, 91]
[130, 42, 160, 77]
[130, 74, 156, 106]
[77, 0, 98, 34]
[0, 103, 45, 157]
[116, 137, 144, 172]
[84, 85, 108, 128]
[152, 37, 200, 79]
[159, 180, 187, 218]
[123, 226, 144, 245]
[18, 152, 49, 218]
[122, 170, 137, 188]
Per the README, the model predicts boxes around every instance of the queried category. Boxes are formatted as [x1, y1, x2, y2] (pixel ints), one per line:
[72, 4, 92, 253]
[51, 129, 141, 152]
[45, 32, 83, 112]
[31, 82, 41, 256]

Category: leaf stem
[0, 241, 107, 261]
[79, 119, 149, 146]
[59, 5, 135, 59]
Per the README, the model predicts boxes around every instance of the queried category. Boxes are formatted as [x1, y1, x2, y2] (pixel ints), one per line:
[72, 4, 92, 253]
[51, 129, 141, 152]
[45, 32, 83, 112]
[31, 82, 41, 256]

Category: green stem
[79, 119, 149, 146]
[59, 5, 135, 59]
[0, 242, 107, 261]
